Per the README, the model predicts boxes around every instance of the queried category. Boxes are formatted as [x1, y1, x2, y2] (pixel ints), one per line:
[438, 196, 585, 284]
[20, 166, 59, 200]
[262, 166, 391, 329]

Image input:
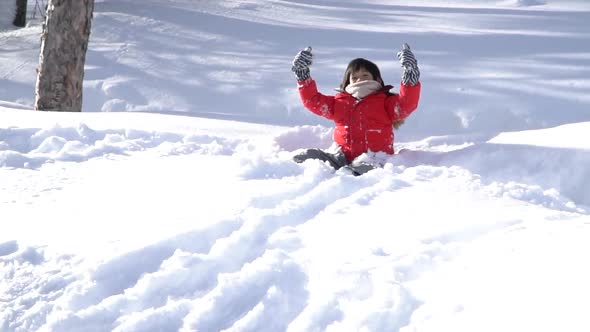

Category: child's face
[349, 68, 374, 84]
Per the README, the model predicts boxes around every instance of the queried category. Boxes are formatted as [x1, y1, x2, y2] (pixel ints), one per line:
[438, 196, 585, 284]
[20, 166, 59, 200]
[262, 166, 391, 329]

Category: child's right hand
[292, 47, 313, 69]
[291, 47, 313, 81]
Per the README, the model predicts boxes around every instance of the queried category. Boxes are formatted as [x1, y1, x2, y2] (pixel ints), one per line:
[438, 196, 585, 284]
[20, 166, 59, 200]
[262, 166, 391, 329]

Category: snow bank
[0, 122, 241, 168]
[3, 146, 588, 331]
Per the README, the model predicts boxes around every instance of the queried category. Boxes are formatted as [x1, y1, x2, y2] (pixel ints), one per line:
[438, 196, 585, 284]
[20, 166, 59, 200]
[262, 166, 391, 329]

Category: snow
[1, 0, 590, 331]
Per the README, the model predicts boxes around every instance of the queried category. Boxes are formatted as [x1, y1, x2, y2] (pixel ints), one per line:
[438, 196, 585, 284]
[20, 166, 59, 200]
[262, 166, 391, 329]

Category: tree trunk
[13, 0, 27, 27]
[34, 0, 95, 112]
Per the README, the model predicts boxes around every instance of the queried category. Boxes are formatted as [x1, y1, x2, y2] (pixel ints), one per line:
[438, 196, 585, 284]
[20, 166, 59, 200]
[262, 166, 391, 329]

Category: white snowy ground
[1, 0, 590, 331]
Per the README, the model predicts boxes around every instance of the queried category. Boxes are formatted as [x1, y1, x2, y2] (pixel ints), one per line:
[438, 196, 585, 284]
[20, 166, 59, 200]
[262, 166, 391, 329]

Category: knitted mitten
[291, 47, 313, 81]
[397, 43, 420, 86]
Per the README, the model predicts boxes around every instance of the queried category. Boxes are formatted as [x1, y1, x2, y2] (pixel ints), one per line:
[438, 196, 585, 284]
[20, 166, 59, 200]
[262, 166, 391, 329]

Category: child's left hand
[397, 43, 420, 86]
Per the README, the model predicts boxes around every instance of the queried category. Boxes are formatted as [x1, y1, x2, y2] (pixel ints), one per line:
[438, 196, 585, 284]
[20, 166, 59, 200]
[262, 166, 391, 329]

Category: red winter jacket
[297, 79, 421, 161]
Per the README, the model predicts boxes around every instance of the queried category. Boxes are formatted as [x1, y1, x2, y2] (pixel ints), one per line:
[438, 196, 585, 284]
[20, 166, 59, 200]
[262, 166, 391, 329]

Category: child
[291, 44, 421, 175]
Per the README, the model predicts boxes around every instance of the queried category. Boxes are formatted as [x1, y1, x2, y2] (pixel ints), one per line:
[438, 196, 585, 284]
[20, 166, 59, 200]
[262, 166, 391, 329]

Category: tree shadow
[83, 1, 590, 134]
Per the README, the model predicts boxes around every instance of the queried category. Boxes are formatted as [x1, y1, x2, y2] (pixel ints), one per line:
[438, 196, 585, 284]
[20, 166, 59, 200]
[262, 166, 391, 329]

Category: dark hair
[339, 58, 384, 90]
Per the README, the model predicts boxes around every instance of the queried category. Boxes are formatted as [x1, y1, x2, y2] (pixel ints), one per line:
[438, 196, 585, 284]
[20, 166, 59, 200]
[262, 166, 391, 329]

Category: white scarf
[345, 80, 382, 99]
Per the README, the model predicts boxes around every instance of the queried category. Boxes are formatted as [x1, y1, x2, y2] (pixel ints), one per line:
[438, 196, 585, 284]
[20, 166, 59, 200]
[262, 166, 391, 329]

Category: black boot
[293, 149, 349, 170]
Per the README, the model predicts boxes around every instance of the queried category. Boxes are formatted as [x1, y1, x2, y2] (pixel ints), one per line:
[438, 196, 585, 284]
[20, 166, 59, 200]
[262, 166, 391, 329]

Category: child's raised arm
[291, 47, 336, 119]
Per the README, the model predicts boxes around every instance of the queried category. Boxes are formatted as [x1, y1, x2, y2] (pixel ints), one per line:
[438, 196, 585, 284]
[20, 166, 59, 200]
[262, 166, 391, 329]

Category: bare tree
[13, 0, 27, 27]
[34, 0, 95, 112]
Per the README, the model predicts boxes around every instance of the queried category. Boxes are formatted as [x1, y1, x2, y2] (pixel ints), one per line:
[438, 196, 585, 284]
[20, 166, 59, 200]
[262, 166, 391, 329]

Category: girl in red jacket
[291, 44, 421, 175]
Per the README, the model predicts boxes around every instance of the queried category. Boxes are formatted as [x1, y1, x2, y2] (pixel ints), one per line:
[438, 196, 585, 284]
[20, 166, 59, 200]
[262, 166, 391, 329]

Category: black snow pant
[293, 148, 375, 176]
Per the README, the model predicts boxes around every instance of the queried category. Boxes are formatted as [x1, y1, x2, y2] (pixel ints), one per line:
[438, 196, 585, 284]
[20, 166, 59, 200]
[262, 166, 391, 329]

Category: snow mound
[0, 123, 241, 168]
